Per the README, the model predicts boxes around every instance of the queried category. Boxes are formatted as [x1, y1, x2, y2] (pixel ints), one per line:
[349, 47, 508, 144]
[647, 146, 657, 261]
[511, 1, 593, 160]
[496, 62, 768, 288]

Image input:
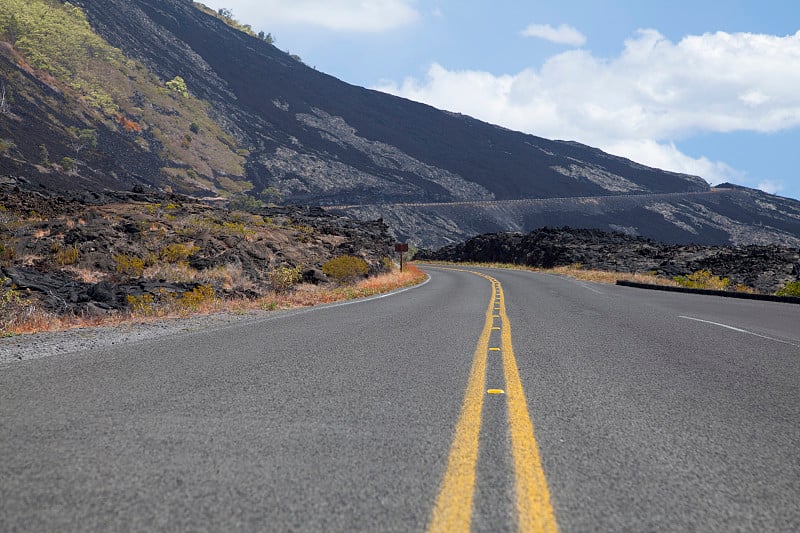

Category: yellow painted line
[497, 284, 559, 533]
[492, 327, 501, 331]
[489, 347, 501, 351]
[425, 266, 558, 533]
[427, 278, 494, 533]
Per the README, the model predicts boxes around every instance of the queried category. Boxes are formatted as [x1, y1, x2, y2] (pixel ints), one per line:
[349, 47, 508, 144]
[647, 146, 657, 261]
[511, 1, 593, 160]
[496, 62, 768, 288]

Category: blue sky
[200, 1, 800, 200]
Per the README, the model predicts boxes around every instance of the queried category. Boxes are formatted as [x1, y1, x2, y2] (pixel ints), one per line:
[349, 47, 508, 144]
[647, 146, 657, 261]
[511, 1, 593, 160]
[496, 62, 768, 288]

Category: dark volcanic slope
[338, 186, 800, 248]
[75, 0, 707, 204]
[4, 0, 800, 248]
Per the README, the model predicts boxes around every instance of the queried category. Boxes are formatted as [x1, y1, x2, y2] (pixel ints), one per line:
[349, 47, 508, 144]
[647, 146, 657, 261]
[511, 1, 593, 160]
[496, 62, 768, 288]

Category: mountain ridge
[2, 0, 800, 248]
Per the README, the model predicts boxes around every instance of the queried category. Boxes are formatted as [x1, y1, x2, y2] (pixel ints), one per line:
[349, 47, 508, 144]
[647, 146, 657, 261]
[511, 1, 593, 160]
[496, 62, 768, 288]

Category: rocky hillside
[337, 184, 800, 248]
[1, 0, 800, 248]
[0, 181, 393, 315]
[417, 227, 800, 294]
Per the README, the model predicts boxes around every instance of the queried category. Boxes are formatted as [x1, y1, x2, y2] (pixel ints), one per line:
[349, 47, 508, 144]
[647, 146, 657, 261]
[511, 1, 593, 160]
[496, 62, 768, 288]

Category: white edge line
[4, 275, 433, 362]
[255, 273, 432, 322]
[574, 280, 605, 295]
[679, 315, 800, 347]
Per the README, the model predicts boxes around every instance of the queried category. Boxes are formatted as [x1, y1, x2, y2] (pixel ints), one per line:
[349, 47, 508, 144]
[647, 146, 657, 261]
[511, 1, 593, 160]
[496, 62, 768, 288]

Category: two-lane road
[1, 267, 798, 531]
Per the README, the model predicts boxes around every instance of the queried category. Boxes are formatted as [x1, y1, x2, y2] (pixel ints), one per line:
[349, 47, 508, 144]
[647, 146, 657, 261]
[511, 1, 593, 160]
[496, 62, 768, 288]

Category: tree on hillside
[0, 83, 9, 115]
[217, 8, 233, 19]
[67, 127, 97, 154]
[166, 76, 189, 98]
[257, 31, 275, 45]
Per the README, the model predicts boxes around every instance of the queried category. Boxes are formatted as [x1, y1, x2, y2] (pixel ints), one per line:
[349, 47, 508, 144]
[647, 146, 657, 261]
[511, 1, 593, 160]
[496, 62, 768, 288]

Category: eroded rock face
[0, 184, 393, 314]
[417, 227, 800, 294]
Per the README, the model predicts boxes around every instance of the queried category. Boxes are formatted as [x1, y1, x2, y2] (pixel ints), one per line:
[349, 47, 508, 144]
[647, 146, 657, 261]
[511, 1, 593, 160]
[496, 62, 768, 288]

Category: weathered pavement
[2, 267, 798, 531]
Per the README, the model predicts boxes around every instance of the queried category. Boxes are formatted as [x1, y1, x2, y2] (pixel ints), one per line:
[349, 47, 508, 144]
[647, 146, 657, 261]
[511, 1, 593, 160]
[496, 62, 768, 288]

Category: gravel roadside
[0, 275, 429, 366]
[0, 311, 276, 365]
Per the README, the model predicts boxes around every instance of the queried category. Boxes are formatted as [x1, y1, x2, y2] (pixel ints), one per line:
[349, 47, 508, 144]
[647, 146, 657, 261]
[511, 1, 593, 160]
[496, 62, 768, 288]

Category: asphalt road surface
[2, 266, 799, 531]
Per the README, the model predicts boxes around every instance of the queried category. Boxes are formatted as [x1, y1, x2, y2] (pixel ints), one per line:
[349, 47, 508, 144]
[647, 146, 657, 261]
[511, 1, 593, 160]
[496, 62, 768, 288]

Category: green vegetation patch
[673, 269, 730, 291]
[269, 265, 302, 292]
[322, 256, 369, 283]
[0, 0, 246, 192]
[776, 281, 800, 297]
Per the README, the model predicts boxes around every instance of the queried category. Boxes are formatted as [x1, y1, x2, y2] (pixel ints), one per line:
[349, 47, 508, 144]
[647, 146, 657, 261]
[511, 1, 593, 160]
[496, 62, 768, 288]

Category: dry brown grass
[421, 260, 683, 287]
[1, 265, 427, 337]
[422, 261, 770, 294]
[545, 264, 682, 287]
[64, 266, 108, 284]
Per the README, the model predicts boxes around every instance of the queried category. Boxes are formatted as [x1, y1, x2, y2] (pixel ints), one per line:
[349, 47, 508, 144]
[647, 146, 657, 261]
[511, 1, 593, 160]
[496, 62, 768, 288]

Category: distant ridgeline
[2, 0, 800, 247]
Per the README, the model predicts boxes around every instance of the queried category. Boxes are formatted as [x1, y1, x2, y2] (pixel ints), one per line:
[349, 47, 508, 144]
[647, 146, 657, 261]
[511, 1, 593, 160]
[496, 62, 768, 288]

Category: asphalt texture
[1, 267, 799, 531]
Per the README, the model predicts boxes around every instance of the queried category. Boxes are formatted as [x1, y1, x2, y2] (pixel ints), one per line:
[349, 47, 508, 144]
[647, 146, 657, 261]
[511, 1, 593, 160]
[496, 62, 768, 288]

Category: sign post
[395, 243, 409, 272]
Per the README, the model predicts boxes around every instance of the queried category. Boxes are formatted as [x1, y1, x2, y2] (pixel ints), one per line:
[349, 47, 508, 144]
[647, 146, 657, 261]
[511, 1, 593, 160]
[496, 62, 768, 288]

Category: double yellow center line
[428, 270, 558, 533]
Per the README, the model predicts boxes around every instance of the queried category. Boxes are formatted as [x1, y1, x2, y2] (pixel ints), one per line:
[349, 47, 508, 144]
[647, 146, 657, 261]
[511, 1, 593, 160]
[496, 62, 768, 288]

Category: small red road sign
[395, 243, 409, 271]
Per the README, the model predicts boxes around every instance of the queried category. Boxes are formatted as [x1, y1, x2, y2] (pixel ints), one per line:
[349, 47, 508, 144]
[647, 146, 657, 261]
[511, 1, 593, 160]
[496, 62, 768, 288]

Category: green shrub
[166, 75, 189, 98]
[228, 194, 262, 212]
[159, 243, 199, 263]
[269, 265, 302, 292]
[38, 144, 49, 165]
[0, 138, 15, 155]
[322, 256, 369, 283]
[61, 156, 75, 171]
[179, 284, 214, 310]
[67, 127, 97, 152]
[126, 293, 154, 315]
[776, 281, 800, 297]
[1, 276, 23, 335]
[114, 254, 145, 277]
[673, 269, 730, 290]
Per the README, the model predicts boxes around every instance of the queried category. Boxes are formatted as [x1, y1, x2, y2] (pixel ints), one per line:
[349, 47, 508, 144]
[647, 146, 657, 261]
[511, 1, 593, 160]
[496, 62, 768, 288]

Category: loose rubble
[1, 184, 394, 315]
[416, 226, 800, 294]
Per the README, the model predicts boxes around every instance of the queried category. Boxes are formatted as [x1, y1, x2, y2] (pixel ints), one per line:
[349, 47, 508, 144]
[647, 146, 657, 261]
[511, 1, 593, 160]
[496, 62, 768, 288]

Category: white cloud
[602, 139, 740, 184]
[521, 24, 586, 46]
[376, 29, 800, 182]
[757, 179, 784, 194]
[209, 0, 420, 32]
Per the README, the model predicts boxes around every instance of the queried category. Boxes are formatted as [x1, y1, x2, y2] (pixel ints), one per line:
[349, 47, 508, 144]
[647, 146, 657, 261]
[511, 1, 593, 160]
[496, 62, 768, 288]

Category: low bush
[125, 284, 215, 316]
[322, 255, 369, 283]
[1, 276, 25, 335]
[179, 284, 214, 310]
[0, 139, 15, 155]
[126, 293, 155, 315]
[114, 254, 145, 277]
[269, 265, 302, 292]
[776, 281, 800, 297]
[673, 269, 730, 291]
[159, 243, 199, 263]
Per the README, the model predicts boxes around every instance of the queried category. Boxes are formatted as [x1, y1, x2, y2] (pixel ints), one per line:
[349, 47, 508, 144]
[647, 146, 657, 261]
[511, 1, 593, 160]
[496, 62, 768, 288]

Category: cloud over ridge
[226, 0, 419, 32]
[376, 29, 800, 185]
